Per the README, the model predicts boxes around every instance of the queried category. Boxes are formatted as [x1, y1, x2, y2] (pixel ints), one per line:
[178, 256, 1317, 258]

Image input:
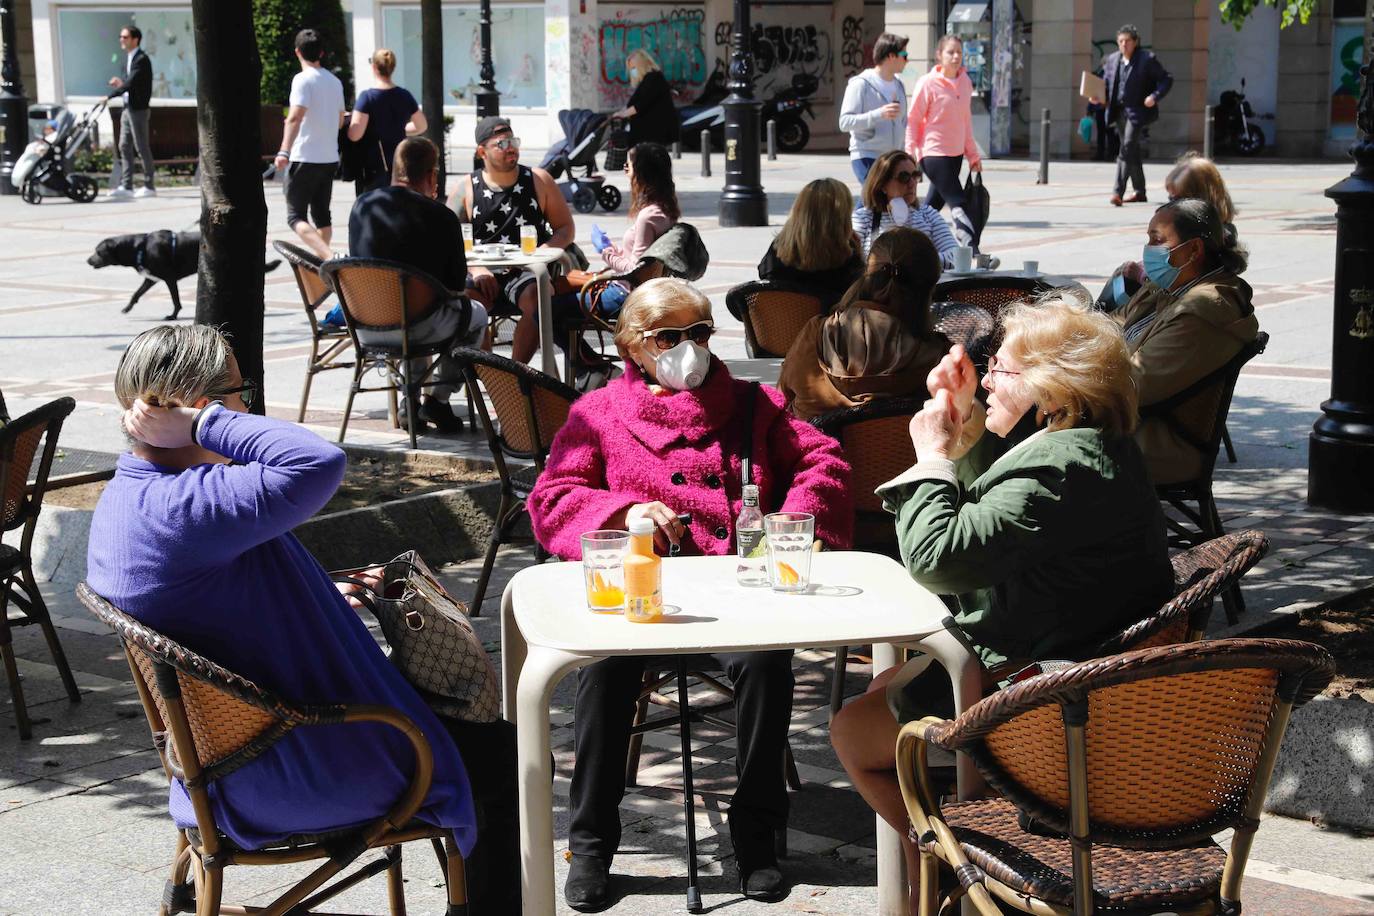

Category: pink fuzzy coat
[529, 359, 853, 560]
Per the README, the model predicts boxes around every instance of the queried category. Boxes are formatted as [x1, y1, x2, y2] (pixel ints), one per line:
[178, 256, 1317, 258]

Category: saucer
[944, 267, 985, 277]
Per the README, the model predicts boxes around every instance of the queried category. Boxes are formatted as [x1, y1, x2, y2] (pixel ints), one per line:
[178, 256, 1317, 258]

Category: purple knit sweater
[86, 407, 477, 853]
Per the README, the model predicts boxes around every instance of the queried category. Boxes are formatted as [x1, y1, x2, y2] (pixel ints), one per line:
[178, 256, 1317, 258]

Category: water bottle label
[738, 528, 766, 559]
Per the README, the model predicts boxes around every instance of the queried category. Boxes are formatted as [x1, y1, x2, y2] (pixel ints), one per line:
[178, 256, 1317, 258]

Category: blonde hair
[774, 178, 855, 272]
[613, 277, 712, 357]
[626, 48, 662, 85]
[115, 325, 234, 410]
[371, 48, 397, 78]
[1000, 294, 1139, 437]
[1165, 153, 1236, 225]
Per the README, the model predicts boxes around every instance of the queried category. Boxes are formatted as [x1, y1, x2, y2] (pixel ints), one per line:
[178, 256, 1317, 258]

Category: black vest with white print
[469, 165, 553, 246]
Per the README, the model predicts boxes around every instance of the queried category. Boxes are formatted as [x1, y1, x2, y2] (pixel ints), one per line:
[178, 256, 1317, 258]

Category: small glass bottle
[623, 518, 663, 622]
[736, 484, 768, 587]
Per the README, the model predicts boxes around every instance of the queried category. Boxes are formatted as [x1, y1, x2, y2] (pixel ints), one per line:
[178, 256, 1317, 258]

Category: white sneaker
[133, 187, 157, 199]
[108, 187, 134, 200]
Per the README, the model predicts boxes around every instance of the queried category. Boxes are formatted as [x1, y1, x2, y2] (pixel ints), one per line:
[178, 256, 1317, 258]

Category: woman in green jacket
[830, 297, 1173, 912]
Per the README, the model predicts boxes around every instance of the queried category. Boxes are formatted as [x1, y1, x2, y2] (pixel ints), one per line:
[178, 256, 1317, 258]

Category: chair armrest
[337, 705, 436, 834]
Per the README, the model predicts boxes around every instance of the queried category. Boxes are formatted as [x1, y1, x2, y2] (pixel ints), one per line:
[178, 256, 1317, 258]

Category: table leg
[500, 582, 527, 724]
[871, 642, 908, 916]
[530, 261, 559, 380]
[516, 645, 587, 916]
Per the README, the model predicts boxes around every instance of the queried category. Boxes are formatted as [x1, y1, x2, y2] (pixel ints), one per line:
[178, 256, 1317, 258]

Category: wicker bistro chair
[934, 275, 1051, 318]
[320, 258, 473, 450]
[273, 241, 355, 423]
[725, 280, 827, 358]
[897, 638, 1336, 916]
[454, 348, 578, 615]
[1150, 332, 1268, 626]
[77, 584, 470, 916]
[1, 397, 81, 740]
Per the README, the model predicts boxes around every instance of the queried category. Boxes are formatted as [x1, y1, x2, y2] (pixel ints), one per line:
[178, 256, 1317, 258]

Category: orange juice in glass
[462, 223, 474, 254]
[520, 224, 538, 255]
[582, 530, 628, 612]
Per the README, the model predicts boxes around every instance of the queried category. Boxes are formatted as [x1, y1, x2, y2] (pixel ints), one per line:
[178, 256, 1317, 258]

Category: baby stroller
[540, 109, 622, 214]
[11, 97, 108, 205]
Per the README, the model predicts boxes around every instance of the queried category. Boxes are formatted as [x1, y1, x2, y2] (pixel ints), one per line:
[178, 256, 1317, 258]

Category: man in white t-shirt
[838, 33, 910, 184]
[274, 29, 346, 259]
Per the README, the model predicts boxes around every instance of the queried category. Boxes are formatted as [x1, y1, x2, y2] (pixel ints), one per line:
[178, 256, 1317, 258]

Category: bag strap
[741, 380, 759, 488]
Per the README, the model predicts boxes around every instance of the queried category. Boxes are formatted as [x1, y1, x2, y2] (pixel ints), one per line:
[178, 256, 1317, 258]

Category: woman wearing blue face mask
[528, 277, 853, 910]
[1114, 198, 1258, 485]
[611, 49, 680, 147]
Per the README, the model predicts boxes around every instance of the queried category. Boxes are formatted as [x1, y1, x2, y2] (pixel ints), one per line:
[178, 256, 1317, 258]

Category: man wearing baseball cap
[449, 117, 576, 365]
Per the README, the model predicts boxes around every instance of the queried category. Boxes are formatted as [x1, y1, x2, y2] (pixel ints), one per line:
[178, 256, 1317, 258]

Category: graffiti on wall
[840, 16, 864, 79]
[712, 9, 836, 102]
[600, 8, 709, 90]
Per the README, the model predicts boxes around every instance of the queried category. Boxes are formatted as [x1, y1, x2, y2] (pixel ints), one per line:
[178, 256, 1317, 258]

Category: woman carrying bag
[906, 35, 984, 250]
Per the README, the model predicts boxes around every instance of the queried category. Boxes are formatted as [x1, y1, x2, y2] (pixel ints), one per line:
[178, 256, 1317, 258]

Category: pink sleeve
[906, 79, 928, 158]
[962, 75, 981, 166]
[526, 403, 638, 560]
[760, 387, 854, 550]
[603, 207, 672, 273]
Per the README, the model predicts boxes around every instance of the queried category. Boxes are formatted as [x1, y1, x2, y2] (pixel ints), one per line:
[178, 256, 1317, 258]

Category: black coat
[108, 47, 153, 111]
[626, 71, 679, 146]
[1101, 49, 1172, 126]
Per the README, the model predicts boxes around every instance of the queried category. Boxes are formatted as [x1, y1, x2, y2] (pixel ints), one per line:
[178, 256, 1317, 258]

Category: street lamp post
[475, 0, 500, 118]
[1310, 63, 1374, 511]
[717, 0, 767, 227]
[0, 0, 28, 196]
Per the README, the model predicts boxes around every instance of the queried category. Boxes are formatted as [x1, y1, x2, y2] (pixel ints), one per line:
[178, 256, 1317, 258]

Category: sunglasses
[487, 136, 521, 151]
[897, 51, 909, 59]
[893, 170, 920, 185]
[213, 379, 258, 409]
[642, 321, 715, 351]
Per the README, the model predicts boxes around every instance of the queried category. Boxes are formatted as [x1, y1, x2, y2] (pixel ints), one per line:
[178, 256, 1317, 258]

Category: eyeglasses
[893, 170, 919, 185]
[487, 136, 521, 151]
[642, 321, 715, 351]
[212, 380, 258, 409]
[984, 355, 1020, 389]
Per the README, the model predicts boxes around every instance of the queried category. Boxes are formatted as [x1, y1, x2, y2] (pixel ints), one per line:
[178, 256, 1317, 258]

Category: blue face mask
[1142, 242, 1192, 289]
[629, 66, 639, 79]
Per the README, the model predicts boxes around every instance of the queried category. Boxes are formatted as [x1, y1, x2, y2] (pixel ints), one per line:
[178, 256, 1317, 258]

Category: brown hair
[872, 33, 909, 64]
[861, 149, 918, 215]
[371, 48, 397, 78]
[773, 178, 855, 272]
[393, 137, 438, 186]
[834, 227, 942, 338]
[936, 34, 963, 55]
[1165, 153, 1236, 225]
[627, 142, 680, 221]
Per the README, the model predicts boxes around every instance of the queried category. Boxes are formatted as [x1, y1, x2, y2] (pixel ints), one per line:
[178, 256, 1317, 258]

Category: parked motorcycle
[678, 72, 818, 154]
[1214, 78, 1265, 156]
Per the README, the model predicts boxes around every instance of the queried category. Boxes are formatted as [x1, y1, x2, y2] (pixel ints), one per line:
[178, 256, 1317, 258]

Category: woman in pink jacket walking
[528, 278, 853, 910]
[906, 35, 982, 248]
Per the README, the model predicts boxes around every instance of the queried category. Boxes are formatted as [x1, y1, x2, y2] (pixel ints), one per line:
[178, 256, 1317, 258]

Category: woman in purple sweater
[529, 278, 853, 910]
[86, 325, 516, 909]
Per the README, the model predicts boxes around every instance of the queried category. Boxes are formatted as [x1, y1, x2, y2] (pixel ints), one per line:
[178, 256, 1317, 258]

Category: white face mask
[888, 196, 910, 224]
[646, 340, 710, 390]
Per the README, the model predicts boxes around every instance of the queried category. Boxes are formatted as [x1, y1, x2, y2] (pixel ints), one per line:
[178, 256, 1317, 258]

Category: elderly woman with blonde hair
[528, 277, 853, 909]
[829, 296, 1173, 911]
[611, 47, 680, 146]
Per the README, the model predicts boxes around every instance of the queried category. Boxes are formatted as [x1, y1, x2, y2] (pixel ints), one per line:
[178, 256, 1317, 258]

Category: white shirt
[288, 65, 345, 163]
[123, 49, 136, 106]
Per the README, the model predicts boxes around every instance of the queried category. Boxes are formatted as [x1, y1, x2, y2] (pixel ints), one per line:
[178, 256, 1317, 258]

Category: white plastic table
[723, 357, 783, 387]
[500, 551, 986, 915]
[467, 246, 566, 381]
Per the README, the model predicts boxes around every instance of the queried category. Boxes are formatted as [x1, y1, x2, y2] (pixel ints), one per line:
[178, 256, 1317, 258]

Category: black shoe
[565, 855, 612, 912]
[740, 865, 786, 902]
[417, 397, 462, 433]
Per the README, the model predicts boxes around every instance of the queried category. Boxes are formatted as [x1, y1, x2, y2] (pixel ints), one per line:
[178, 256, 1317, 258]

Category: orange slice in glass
[776, 561, 800, 586]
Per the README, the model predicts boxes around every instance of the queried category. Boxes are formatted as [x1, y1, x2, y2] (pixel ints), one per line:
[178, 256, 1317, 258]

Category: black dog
[87, 230, 281, 321]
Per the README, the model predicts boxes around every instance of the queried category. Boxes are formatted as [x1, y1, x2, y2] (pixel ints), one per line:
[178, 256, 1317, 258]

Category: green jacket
[877, 426, 1173, 669]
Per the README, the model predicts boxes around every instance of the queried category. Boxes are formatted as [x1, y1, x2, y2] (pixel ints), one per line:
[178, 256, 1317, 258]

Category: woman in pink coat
[529, 277, 852, 911]
[905, 35, 983, 248]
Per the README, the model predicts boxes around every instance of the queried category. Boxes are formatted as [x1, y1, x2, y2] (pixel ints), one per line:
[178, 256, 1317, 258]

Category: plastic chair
[77, 584, 469, 916]
[273, 241, 355, 423]
[896, 638, 1334, 916]
[1, 397, 81, 740]
[725, 280, 826, 358]
[454, 348, 578, 615]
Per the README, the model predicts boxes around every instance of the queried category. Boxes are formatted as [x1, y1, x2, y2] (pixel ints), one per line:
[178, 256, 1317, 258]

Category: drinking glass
[582, 530, 629, 612]
[764, 512, 815, 593]
[462, 223, 474, 254]
[520, 224, 538, 255]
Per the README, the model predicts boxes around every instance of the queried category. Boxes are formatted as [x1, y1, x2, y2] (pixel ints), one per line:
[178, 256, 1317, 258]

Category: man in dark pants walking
[1090, 24, 1171, 207]
[106, 25, 155, 199]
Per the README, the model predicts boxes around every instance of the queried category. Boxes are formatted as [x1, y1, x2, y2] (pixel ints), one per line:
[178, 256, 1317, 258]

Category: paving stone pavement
[4, 153, 1374, 913]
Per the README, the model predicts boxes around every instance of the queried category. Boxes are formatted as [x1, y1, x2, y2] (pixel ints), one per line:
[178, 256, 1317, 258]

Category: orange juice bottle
[623, 518, 662, 623]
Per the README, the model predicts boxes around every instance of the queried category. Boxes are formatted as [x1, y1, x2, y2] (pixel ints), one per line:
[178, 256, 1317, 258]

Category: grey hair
[1117, 23, 1140, 41]
[114, 325, 235, 410]
[612, 277, 712, 357]
[1155, 198, 1249, 275]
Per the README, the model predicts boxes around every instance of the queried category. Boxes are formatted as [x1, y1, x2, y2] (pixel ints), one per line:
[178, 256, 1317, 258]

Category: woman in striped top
[852, 149, 958, 269]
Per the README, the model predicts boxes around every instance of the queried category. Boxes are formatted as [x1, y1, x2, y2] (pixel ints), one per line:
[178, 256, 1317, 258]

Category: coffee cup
[1023, 260, 1039, 275]
[952, 246, 974, 272]
[976, 253, 993, 270]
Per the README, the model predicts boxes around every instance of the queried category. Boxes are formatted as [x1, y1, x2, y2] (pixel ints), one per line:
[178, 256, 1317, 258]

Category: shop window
[381, 5, 545, 108]
[58, 9, 197, 100]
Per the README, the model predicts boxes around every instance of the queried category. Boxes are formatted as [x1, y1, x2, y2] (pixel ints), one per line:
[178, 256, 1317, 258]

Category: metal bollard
[1203, 105, 1214, 160]
[672, 140, 681, 160]
[700, 129, 711, 177]
[766, 119, 777, 161]
[1037, 108, 1050, 185]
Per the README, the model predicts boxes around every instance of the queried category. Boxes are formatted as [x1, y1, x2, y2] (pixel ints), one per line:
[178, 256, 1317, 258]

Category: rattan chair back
[455, 347, 578, 464]
[931, 301, 997, 366]
[273, 240, 331, 312]
[1096, 531, 1270, 655]
[811, 396, 921, 553]
[926, 638, 1334, 848]
[0, 397, 75, 534]
[320, 257, 448, 335]
[726, 280, 826, 358]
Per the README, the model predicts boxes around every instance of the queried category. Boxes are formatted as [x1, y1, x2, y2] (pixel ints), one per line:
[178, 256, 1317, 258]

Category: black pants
[921, 154, 966, 212]
[568, 650, 794, 871]
[1093, 107, 1121, 161]
[1114, 117, 1147, 196]
[440, 717, 521, 913]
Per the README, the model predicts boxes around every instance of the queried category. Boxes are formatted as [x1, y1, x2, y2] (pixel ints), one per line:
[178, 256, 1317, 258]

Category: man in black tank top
[449, 117, 575, 364]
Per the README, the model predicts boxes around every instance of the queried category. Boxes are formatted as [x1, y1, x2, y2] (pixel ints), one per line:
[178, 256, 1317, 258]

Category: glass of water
[764, 512, 815, 593]
[582, 530, 629, 613]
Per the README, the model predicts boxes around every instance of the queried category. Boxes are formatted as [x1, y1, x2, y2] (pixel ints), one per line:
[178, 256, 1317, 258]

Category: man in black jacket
[107, 25, 156, 199]
[1090, 24, 1172, 207]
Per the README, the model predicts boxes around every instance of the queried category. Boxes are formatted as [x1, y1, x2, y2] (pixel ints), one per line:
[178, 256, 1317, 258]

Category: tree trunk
[421, 0, 446, 197]
[192, 0, 268, 414]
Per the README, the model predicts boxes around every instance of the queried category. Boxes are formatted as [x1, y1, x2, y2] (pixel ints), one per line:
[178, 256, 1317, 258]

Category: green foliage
[253, 0, 354, 107]
[1218, 0, 1318, 30]
[73, 146, 115, 175]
